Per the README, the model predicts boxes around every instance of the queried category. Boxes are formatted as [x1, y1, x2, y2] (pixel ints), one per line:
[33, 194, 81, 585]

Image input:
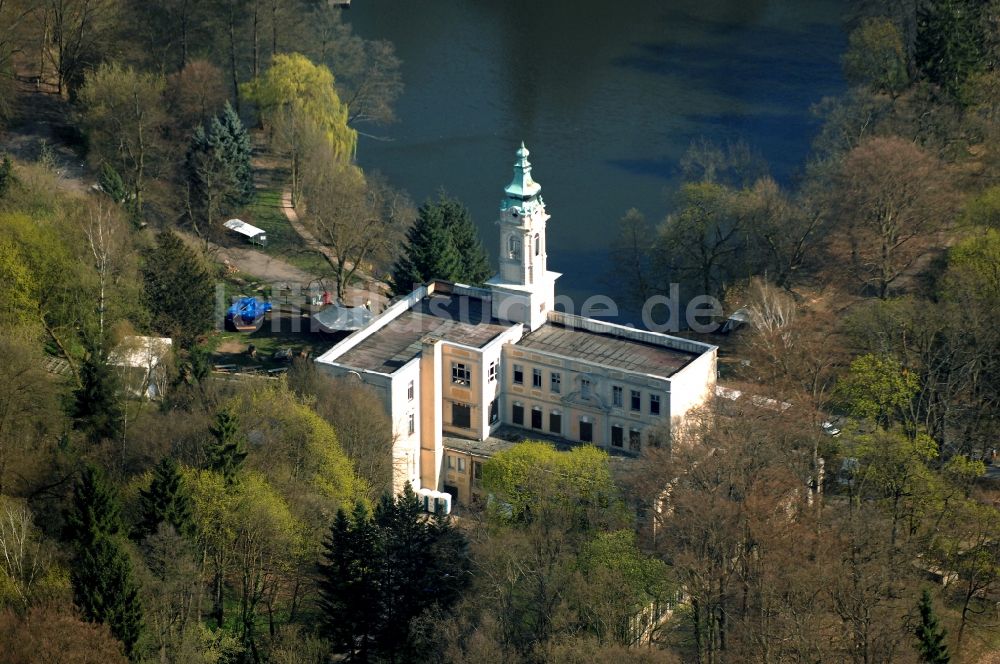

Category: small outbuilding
[224, 218, 267, 246]
[109, 336, 173, 399]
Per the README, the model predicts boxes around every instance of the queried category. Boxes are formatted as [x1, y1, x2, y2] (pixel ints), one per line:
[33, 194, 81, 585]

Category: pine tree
[206, 408, 247, 483]
[319, 503, 382, 661]
[136, 456, 195, 540]
[318, 484, 470, 661]
[439, 195, 492, 285]
[66, 466, 144, 658]
[915, 0, 984, 100]
[99, 163, 128, 205]
[142, 230, 215, 346]
[216, 102, 255, 205]
[0, 153, 17, 198]
[390, 200, 463, 295]
[916, 589, 950, 663]
[73, 346, 124, 444]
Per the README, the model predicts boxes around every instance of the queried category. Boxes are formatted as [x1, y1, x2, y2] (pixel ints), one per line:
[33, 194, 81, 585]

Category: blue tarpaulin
[226, 297, 272, 329]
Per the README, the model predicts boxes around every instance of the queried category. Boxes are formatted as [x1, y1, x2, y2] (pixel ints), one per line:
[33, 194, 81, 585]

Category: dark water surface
[346, 0, 847, 316]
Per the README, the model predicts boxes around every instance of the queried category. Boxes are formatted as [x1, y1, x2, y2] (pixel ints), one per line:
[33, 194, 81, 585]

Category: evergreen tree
[142, 230, 215, 346]
[66, 466, 144, 658]
[136, 456, 195, 540]
[184, 122, 234, 237]
[216, 102, 255, 205]
[390, 198, 463, 295]
[318, 484, 470, 661]
[439, 195, 492, 285]
[206, 408, 247, 483]
[915, 589, 950, 664]
[98, 162, 128, 206]
[0, 153, 16, 198]
[318, 503, 383, 661]
[72, 346, 124, 444]
[915, 0, 984, 100]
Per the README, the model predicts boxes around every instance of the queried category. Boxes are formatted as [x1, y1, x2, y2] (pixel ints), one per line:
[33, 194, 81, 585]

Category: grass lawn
[241, 189, 332, 277]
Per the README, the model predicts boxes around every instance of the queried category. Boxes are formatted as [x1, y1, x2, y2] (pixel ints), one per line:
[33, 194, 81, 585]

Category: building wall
[440, 448, 488, 506]
[501, 345, 674, 454]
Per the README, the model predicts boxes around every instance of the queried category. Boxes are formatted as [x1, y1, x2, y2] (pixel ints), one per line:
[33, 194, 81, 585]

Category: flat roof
[516, 321, 699, 377]
[335, 293, 512, 373]
[224, 219, 265, 237]
[443, 424, 639, 459]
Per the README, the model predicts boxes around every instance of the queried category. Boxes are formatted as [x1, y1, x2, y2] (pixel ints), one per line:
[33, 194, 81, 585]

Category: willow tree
[242, 53, 357, 204]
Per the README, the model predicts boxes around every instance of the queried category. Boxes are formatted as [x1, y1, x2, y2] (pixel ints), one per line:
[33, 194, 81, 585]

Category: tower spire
[505, 141, 541, 200]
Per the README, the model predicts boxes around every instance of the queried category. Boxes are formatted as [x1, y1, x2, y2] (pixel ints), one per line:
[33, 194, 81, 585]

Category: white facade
[316, 145, 717, 502]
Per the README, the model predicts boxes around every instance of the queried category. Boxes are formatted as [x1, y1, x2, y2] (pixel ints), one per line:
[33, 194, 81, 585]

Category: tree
[843, 17, 910, 95]
[437, 194, 491, 285]
[165, 60, 228, 130]
[242, 53, 357, 204]
[0, 605, 129, 664]
[828, 137, 954, 298]
[42, 0, 121, 96]
[914, 590, 949, 663]
[142, 231, 215, 346]
[318, 503, 381, 661]
[482, 442, 619, 529]
[78, 63, 168, 220]
[915, 0, 984, 100]
[216, 102, 255, 206]
[72, 345, 124, 444]
[184, 122, 235, 241]
[65, 466, 143, 657]
[836, 353, 919, 429]
[390, 197, 463, 294]
[654, 181, 743, 299]
[301, 156, 412, 302]
[609, 209, 655, 306]
[288, 364, 395, 501]
[0, 497, 55, 610]
[137, 456, 195, 540]
[206, 408, 247, 483]
[0, 154, 15, 198]
[319, 486, 470, 662]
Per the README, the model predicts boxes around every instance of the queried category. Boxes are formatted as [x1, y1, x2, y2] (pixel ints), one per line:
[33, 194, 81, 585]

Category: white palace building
[316, 144, 717, 506]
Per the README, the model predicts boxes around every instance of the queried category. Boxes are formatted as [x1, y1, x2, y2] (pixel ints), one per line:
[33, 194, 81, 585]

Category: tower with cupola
[488, 143, 560, 331]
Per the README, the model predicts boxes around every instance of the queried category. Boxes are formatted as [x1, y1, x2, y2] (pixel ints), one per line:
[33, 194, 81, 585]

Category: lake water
[346, 0, 847, 318]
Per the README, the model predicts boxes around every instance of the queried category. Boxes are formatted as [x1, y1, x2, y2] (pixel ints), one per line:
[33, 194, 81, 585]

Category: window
[447, 455, 454, 469]
[513, 364, 524, 385]
[452, 362, 470, 386]
[457, 458, 466, 473]
[612, 425, 624, 447]
[549, 410, 562, 434]
[473, 461, 483, 481]
[631, 389, 641, 412]
[532, 368, 542, 388]
[489, 399, 499, 424]
[581, 378, 592, 398]
[650, 393, 661, 416]
[508, 234, 520, 260]
[407, 380, 414, 401]
[512, 402, 524, 425]
[613, 385, 623, 408]
[531, 406, 543, 429]
[550, 372, 561, 394]
[580, 418, 593, 442]
[534, 233, 540, 256]
[452, 402, 471, 429]
[408, 413, 415, 435]
[489, 361, 498, 382]
[629, 428, 641, 452]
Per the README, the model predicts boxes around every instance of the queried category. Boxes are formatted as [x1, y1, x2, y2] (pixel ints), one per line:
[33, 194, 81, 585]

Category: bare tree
[0, 497, 51, 609]
[827, 136, 955, 298]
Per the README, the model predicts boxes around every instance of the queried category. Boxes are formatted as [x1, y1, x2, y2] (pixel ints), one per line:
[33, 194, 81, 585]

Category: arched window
[508, 234, 521, 260]
[534, 233, 540, 256]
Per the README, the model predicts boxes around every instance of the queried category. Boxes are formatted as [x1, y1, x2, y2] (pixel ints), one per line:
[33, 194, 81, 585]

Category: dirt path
[279, 188, 389, 309]
[0, 81, 89, 193]
[177, 231, 320, 285]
